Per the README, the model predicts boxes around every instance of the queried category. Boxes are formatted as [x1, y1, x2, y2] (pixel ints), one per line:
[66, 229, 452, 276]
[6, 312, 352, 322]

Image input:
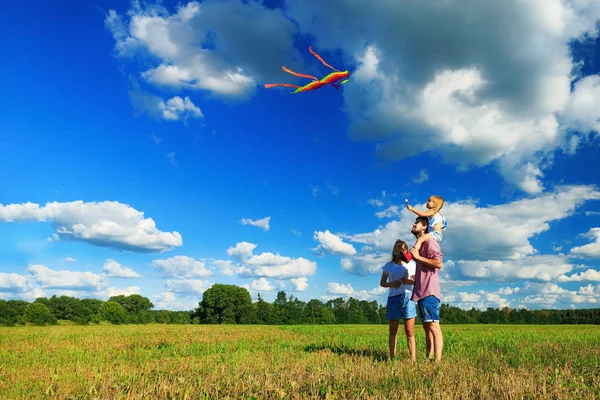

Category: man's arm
[410, 243, 443, 269]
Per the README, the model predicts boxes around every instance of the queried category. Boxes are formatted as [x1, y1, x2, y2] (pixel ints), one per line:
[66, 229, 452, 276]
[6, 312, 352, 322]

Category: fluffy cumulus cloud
[322, 184, 600, 308]
[443, 289, 512, 310]
[151, 255, 214, 278]
[0, 201, 182, 252]
[105, 0, 600, 192]
[153, 291, 199, 311]
[0, 272, 32, 293]
[251, 277, 275, 292]
[569, 227, 600, 258]
[518, 282, 600, 309]
[325, 281, 386, 301]
[285, 0, 600, 193]
[340, 252, 390, 276]
[344, 185, 600, 261]
[290, 277, 308, 291]
[313, 230, 357, 256]
[557, 268, 600, 282]
[0, 264, 148, 303]
[240, 216, 271, 231]
[105, 0, 301, 102]
[450, 256, 574, 283]
[102, 259, 141, 278]
[219, 241, 317, 279]
[164, 279, 212, 294]
[28, 264, 107, 291]
[128, 78, 203, 122]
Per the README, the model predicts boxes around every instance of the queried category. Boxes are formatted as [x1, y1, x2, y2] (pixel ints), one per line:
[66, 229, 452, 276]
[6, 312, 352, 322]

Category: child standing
[380, 239, 417, 360]
[406, 195, 447, 251]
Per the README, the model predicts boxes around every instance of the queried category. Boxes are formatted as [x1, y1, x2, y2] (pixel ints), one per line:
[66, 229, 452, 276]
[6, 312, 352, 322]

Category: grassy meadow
[0, 323, 598, 399]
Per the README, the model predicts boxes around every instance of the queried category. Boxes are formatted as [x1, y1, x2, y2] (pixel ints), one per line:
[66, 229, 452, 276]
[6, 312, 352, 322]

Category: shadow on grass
[304, 344, 389, 361]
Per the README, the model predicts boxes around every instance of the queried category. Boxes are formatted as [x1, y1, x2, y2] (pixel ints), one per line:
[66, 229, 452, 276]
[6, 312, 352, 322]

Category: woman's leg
[388, 320, 399, 358]
[403, 317, 416, 361]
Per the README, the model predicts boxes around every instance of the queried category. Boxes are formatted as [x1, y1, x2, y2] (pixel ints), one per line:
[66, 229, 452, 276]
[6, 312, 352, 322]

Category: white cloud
[569, 227, 600, 258]
[28, 264, 106, 291]
[224, 242, 317, 279]
[340, 252, 390, 276]
[375, 206, 401, 219]
[444, 289, 511, 310]
[103, 259, 141, 278]
[285, 0, 600, 193]
[451, 255, 575, 283]
[368, 191, 389, 208]
[164, 279, 211, 295]
[519, 282, 600, 308]
[64, 257, 76, 263]
[411, 169, 429, 184]
[160, 96, 202, 121]
[562, 75, 600, 135]
[0, 272, 31, 292]
[313, 230, 357, 256]
[290, 228, 302, 237]
[328, 282, 354, 296]
[151, 255, 213, 278]
[106, 286, 141, 298]
[326, 183, 340, 196]
[251, 278, 274, 292]
[211, 259, 238, 276]
[342, 185, 600, 261]
[0, 200, 182, 252]
[167, 152, 178, 167]
[106, 0, 301, 102]
[497, 286, 520, 296]
[226, 242, 257, 261]
[326, 281, 386, 301]
[152, 291, 198, 311]
[240, 216, 271, 231]
[128, 79, 202, 122]
[290, 277, 308, 291]
[557, 268, 600, 282]
[243, 253, 316, 279]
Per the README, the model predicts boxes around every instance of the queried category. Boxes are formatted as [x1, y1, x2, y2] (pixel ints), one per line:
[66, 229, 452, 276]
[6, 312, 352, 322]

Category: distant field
[0, 324, 598, 399]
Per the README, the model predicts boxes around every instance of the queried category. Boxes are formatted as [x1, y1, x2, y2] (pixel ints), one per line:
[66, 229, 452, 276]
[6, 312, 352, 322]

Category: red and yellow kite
[265, 46, 349, 94]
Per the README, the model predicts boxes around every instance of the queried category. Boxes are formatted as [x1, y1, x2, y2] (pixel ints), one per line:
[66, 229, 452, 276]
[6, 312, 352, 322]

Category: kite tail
[282, 66, 318, 81]
[264, 83, 301, 89]
[309, 46, 339, 72]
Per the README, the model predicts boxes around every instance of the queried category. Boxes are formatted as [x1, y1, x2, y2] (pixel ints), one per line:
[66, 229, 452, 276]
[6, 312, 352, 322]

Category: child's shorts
[430, 230, 443, 242]
[386, 294, 417, 321]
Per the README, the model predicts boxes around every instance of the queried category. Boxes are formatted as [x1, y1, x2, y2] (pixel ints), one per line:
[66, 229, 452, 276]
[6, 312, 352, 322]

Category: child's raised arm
[405, 199, 435, 217]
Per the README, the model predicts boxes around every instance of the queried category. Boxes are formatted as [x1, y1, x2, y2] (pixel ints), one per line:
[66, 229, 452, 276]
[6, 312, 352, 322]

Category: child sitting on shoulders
[406, 195, 447, 251]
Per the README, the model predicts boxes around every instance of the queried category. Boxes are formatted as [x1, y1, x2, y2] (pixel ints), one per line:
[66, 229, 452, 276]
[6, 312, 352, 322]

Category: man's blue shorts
[386, 293, 417, 320]
[417, 295, 440, 323]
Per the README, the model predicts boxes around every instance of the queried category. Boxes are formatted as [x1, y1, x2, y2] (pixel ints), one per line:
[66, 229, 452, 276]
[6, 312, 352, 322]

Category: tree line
[1, 284, 599, 326]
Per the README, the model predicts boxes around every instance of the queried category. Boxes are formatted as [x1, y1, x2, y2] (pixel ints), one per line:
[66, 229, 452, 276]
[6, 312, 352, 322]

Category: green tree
[0, 300, 29, 326]
[108, 294, 154, 314]
[24, 303, 57, 326]
[255, 294, 280, 324]
[99, 301, 127, 324]
[196, 284, 254, 324]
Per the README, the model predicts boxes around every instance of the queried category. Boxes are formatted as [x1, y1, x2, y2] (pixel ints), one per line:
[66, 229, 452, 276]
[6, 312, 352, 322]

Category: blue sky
[1, 0, 600, 311]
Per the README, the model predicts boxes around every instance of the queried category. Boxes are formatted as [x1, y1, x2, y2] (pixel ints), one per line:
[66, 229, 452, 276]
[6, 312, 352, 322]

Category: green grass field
[1, 324, 598, 399]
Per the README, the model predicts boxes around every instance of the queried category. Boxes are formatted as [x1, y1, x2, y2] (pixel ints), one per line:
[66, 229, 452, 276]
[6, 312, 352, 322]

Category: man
[409, 216, 444, 362]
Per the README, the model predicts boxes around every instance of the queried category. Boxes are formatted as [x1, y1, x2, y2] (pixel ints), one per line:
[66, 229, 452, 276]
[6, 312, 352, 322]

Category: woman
[380, 239, 417, 360]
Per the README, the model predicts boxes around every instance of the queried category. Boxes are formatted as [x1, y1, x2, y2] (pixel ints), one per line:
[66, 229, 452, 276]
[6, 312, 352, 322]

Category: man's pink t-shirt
[410, 238, 443, 302]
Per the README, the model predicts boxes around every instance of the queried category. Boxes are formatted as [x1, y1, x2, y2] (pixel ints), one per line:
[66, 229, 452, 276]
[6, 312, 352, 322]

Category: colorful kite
[265, 46, 349, 94]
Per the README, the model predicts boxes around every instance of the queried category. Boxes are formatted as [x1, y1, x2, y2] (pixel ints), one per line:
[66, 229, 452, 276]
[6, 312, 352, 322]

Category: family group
[379, 195, 447, 362]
